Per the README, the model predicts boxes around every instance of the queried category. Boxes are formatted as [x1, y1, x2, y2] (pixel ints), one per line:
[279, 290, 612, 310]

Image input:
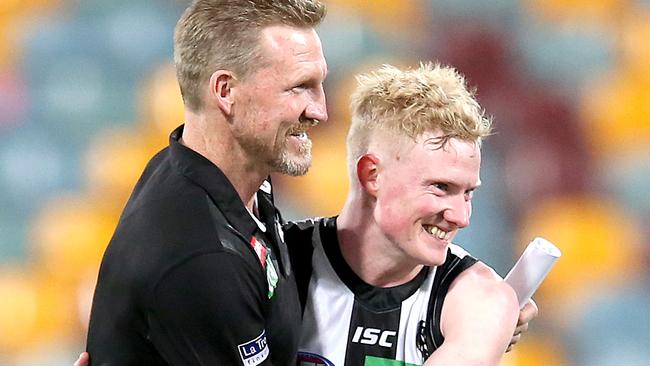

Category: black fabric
[283, 219, 318, 311]
[284, 217, 428, 313]
[285, 216, 479, 364]
[86, 125, 301, 366]
[417, 252, 478, 359]
[344, 301, 401, 365]
[319, 217, 429, 312]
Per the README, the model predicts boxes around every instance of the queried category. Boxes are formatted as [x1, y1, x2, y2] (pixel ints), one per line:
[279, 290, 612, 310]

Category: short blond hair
[174, 0, 326, 111]
[347, 62, 492, 169]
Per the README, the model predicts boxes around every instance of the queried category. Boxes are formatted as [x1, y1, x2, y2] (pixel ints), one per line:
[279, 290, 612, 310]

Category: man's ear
[356, 154, 380, 197]
[208, 70, 235, 115]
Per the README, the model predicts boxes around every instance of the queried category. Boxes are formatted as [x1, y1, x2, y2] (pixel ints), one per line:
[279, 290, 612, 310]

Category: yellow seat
[526, 0, 628, 23]
[324, 0, 427, 39]
[30, 194, 117, 287]
[137, 64, 185, 142]
[517, 195, 644, 318]
[83, 127, 159, 205]
[0, 268, 78, 353]
[581, 71, 650, 157]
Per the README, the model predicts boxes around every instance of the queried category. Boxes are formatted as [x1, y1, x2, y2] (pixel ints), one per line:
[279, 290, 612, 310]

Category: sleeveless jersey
[284, 217, 478, 366]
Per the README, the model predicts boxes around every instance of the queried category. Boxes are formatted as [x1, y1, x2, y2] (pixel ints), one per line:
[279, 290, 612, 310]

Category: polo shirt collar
[168, 124, 267, 238]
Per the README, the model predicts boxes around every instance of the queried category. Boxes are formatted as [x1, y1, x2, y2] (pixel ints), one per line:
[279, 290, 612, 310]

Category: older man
[85, 1, 327, 365]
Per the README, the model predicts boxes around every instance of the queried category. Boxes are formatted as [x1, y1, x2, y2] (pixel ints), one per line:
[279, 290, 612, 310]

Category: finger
[518, 304, 533, 323]
[509, 334, 521, 346]
[506, 331, 523, 353]
[518, 300, 539, 324]
[73, 352, 89, 366]
[514, 322, 529, 335]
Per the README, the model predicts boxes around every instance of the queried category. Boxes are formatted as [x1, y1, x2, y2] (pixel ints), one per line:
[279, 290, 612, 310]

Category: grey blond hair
[347, 62, 492, 170]
[174, 0, 326, 111]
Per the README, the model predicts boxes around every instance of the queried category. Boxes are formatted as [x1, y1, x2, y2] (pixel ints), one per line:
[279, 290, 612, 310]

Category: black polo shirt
[86, 125, 301, 366]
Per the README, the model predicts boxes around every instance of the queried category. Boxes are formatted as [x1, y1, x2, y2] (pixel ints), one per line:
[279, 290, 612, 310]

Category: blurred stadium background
[0, 0, 649, 364]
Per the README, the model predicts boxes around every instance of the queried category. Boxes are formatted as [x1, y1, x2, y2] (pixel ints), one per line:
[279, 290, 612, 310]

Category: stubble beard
[272, 138, 312, 176]
[235, 132, 313, 177]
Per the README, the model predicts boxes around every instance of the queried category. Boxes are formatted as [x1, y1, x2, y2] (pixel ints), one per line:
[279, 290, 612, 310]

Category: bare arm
[424, 262, 519, 366]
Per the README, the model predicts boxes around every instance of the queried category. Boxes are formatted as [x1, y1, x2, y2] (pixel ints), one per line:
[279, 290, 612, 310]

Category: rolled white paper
[504, 237, 561, 308]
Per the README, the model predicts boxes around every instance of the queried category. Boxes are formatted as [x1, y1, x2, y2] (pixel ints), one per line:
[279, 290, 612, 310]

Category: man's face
[373, 131, 481, 267]
[232, 25, 328, 176]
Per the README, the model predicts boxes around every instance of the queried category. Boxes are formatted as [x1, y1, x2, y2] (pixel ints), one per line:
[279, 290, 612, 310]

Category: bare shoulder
[441, 262, 519, 339]
[448, 261, 516, 306]
[425, 258, 521, 365]
[440, 260, 519, 355]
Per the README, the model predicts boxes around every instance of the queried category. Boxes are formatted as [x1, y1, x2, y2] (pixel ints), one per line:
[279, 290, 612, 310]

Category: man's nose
[443, 196, 471, 229]
[305, 86, 328, 123]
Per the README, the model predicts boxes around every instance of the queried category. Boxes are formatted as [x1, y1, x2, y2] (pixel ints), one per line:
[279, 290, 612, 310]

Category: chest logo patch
[249, 236, 267, 268]
[238, 330, 269, 366]
[351, 326, 397, 348]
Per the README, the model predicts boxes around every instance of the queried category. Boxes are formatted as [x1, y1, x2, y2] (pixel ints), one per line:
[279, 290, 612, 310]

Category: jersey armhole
[420, 252, 478, 358]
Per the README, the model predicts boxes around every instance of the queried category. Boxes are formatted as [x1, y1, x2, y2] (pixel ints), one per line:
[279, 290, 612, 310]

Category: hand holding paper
[505, 237, 561, 308]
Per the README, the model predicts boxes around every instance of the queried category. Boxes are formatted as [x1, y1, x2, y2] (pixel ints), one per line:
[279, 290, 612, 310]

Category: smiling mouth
[423, 225, 451, 241]
[289, 131, 308, 139]
[288, 118, 319, 139]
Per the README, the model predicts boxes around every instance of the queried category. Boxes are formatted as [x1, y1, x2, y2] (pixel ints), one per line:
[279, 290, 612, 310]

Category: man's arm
[147, 251, 272, 365]
[424, 262, 519, 366]
[84, 250, 273, 366]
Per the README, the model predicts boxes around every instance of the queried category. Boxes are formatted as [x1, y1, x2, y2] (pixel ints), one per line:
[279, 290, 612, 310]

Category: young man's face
[373, 131, 481, 267]
[232, 25, 328, 176]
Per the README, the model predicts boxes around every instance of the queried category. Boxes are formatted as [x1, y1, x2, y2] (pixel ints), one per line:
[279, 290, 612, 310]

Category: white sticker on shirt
[238, 330, 269, 366]
[260, 180, 272, 194]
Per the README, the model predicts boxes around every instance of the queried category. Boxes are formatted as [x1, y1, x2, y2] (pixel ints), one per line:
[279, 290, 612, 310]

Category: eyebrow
[291, 65, 327, 86]
[430, 179, 482, 191]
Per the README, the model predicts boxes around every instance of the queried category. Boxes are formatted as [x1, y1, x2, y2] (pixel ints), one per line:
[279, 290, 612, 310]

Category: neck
[337, 193, 423, 288]
[181, 109, 267, 210]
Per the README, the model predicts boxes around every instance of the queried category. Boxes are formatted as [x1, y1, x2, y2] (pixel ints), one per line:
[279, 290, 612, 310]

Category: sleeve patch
[238, 330, 269, 366]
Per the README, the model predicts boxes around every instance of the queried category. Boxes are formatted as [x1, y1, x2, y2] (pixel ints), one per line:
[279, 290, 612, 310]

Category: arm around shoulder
[425, 262, 519, 366]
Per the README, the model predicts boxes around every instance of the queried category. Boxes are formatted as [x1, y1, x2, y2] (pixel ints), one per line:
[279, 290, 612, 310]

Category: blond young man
[287, 63, 522, 366]
[85, 1, 327, 365]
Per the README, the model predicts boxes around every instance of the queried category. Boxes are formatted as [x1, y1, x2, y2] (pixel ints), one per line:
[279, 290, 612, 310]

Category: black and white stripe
[285, 217, 477, 366]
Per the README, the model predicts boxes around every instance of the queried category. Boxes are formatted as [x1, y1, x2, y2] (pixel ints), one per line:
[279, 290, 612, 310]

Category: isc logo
[351, 326, 397, 348]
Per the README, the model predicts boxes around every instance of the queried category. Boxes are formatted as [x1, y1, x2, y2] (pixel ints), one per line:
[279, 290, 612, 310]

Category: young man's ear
[208, 70, 235, 115]
[356, 154, 380, 197]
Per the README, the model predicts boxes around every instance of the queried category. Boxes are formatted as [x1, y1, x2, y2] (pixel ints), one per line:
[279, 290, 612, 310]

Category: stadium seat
[517, 195, 644, 319]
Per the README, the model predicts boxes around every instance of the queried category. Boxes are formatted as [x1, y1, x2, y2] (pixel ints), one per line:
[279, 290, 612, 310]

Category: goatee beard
[273, 139, 312, 176]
